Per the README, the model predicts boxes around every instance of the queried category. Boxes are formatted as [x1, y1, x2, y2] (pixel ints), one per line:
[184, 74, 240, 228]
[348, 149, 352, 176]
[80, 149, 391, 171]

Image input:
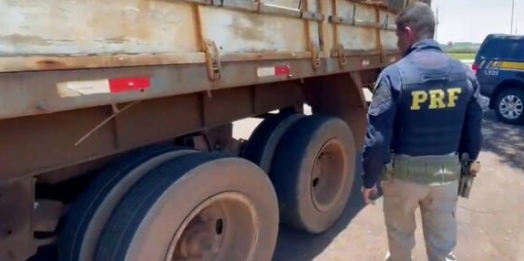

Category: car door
[475, 38, 505, 93]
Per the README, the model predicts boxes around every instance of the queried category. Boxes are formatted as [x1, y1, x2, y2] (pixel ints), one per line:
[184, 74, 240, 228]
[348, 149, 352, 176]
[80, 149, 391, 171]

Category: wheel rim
[310, 138, 347, 212]
[499, 94, 523, 120]
[165, 192, 258, 261]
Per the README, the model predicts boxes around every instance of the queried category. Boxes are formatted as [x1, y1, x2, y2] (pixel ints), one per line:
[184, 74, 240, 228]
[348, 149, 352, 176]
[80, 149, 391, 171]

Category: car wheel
[494, 88, 524, 125]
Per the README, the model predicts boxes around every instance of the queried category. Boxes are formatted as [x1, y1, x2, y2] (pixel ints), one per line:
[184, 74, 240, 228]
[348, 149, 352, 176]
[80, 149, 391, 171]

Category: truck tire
[270, 115, 355, 234]
[58, 144, 197, 261]
[95, 153, 279, 261]
[241, 112, 305, 173]
[494, 88, 524, 125]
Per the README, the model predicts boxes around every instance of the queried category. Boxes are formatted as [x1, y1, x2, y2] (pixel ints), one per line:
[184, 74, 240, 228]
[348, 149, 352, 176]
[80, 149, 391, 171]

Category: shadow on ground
[272, 156, 367, 261]
[480, 110, 524, 169]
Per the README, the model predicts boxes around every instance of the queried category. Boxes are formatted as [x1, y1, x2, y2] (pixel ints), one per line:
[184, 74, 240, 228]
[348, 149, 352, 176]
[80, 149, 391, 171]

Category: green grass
[446, 52, 476, 60]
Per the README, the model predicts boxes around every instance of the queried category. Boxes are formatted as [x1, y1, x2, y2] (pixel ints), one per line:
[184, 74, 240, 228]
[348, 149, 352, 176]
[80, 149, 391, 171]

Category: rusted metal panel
[0, 55, 392, 121]
[0, 83, 303, 183]
[199, 6, 307, 54]
[0, 0, 402, 70]
[0, 0, 326, 59]
[323, 0, 399, 66]
[335, 2, 379, 51]
[0, 53, 207, 73]
[0, 0, 411, 121]
[0, 0, 199, 55]
[379, 9, 399, 51]
[0, 107, 117, 181]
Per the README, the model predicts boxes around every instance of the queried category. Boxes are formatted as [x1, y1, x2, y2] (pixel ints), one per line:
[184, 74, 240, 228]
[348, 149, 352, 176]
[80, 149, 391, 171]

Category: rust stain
[0, 52, 207, 73]
[134, 0, 154, 41]
[86, 2, 153, 46]
[0, 34, 51, 46]
[363, 27, 377, 43]
[105, 36, 129, 44]
[230, 15, 265, 42]
[35, 60, 67, 70]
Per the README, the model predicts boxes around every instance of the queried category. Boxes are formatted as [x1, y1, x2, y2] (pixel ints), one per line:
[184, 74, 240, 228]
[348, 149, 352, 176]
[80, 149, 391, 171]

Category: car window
[511, 41, 524, 60]
[480, 38, 524, 60]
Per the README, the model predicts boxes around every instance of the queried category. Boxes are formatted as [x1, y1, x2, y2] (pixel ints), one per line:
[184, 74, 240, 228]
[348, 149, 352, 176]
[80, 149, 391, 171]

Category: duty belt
[385, 153, 461, 186]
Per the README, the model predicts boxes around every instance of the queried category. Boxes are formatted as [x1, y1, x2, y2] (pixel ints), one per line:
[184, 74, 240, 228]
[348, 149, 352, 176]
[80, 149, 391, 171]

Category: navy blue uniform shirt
[361, 39, 483, 188]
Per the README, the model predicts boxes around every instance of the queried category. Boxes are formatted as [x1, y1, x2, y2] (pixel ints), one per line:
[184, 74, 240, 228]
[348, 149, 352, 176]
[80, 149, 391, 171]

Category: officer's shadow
[272, 154, 370, 261]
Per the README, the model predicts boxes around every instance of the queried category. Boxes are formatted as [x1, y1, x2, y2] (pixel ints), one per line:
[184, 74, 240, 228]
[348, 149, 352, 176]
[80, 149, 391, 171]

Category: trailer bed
[0, 0, 407, 121]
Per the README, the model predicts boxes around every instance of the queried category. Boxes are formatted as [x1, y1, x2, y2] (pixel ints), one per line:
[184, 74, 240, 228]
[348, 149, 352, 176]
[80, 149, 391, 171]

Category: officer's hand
[361, 185, 378, 205]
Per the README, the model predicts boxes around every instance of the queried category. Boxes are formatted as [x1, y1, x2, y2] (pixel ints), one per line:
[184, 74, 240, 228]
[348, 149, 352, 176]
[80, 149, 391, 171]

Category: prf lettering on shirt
[410, 88, 462, 110]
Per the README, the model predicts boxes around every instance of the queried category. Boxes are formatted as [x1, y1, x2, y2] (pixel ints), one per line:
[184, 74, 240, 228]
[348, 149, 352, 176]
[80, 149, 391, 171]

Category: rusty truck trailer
[0, 0, 429, 261]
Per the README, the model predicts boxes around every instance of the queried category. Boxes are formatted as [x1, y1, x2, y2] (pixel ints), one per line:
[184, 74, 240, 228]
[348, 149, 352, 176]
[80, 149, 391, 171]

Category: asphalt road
[235, 110, 523, 261]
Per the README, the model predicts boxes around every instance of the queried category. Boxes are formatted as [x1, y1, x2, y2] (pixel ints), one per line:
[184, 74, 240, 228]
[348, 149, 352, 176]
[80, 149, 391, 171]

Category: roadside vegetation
[446, 52, 476, 60]
[440, 41, 479, 60]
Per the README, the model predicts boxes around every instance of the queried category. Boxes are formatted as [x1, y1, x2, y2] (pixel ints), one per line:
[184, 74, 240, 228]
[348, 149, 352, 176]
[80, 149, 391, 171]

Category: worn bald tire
[271, 115, 355, 234]
[95, 153, 279, 261]
[57, 144, 197, 261]
[241, 112, 306, 173]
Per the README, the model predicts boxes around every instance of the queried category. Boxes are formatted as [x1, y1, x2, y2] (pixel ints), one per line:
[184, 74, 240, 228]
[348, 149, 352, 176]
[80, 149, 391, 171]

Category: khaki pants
[382, 177, 459, 261]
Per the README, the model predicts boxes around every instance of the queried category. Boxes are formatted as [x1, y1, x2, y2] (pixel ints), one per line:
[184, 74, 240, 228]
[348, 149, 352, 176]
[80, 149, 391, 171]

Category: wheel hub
[499, 94, 523, 119]
[310, 139, 347, 212]
[166, 193, 258, 261]
[174, 210, 224, 260]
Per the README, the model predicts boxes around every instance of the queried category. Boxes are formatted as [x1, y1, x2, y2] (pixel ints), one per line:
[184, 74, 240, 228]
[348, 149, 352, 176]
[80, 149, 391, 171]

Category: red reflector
[108, 77, 151, 93]
[471, 64, 479, 73]
[274, 65, 291, 76]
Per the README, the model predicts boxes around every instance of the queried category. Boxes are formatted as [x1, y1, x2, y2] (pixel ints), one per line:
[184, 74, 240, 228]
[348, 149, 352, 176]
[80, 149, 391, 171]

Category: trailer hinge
[309, 42, 321, 71]
[203, 40, 221, 82]
[336, 44, 346, 68]
[210, 0, 225, 6]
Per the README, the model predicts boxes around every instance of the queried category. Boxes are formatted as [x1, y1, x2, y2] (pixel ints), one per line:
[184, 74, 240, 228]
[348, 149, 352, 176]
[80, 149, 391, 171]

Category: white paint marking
[257, 67, 276, 77]
[57, 79, 110, 97]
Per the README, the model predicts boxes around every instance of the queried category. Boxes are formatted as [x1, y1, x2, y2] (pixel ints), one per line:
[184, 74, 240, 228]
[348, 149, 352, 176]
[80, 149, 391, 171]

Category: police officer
[361, 2, 483, 261]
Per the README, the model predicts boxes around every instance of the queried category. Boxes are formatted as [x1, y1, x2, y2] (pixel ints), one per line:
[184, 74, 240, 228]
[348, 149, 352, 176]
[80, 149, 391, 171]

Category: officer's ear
[396, 26, 409, 39]
[401, 26, 413, 38]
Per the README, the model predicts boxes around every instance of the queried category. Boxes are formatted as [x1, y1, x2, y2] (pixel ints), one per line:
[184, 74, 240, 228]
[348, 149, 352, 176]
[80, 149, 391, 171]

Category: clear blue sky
[433, 0, 523, 43]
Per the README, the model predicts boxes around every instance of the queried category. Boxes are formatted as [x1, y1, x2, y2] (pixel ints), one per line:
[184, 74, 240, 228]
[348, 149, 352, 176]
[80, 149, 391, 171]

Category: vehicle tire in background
[95, 153, 279, 261]
[494, 88, 524, 125]
[57, 144, 196, 261]
[270, 115, 356, 234]
[241, 112, 305, 173]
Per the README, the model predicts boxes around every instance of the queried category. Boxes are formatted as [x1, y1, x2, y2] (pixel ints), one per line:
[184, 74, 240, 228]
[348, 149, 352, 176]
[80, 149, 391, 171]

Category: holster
[458, 153, 481, 198]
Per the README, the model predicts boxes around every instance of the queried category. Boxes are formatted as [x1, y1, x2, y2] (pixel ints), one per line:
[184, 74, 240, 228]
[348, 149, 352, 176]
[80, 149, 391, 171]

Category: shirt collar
[404, 39, 442, 56]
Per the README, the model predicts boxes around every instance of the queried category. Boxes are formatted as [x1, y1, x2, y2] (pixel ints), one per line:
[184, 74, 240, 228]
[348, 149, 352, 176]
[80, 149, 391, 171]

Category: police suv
[472, 34, 524, 125]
